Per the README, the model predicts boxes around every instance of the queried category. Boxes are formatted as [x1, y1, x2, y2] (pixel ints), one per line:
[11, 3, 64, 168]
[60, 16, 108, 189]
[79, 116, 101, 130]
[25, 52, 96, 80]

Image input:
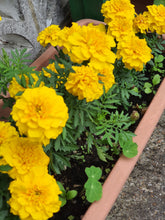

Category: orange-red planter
[0, 18, 165, 220]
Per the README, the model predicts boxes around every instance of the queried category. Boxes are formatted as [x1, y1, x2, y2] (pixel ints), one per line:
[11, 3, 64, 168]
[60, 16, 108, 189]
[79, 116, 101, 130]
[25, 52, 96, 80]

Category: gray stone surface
[106, 110, 165, 220]
[0, 0, 70, 61]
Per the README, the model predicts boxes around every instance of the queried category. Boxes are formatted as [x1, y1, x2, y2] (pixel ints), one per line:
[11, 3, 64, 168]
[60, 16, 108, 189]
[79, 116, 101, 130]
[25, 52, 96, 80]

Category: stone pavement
[106, 110, 165, 220]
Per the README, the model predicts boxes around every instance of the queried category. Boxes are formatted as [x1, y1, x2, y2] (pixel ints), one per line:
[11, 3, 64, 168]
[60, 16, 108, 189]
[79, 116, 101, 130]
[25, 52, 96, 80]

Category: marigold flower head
[8, 167, 61, 220]
[67, 24, 116, 65]
[133, 12, 151, 34]
[65, 65, 103, 102]
[37, 25, 61, 47]
[117, 35, 153, 71]
[101, 0, 135, 23]
[0, 121, 18, 146]
[0, 137, 49, 179]
[8, 73, 44, 99]
[58, 22, 82, 54]
[11, 86, 69, 146]
[147, 4, 165, 35]
[107, 17, 134, 41]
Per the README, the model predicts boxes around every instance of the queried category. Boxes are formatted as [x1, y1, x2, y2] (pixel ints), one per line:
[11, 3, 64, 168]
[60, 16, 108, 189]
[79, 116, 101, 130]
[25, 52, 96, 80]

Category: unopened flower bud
[130, 110, 140, 121]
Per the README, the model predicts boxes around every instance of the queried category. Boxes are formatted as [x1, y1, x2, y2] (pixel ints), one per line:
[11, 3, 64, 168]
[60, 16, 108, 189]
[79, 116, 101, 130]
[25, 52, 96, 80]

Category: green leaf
[0, 165, 12, 172]
[155, 54, 164, 63]
[122, 141, 138, 158]
[57, 181, 65, 193]
[96, 146, 107, 162]
[59, 197, 67, 207]
[85, 166, 102, 180]
[0, 210, 8, 220]
[66, 190, 78, 200]
[144, 87, 152, 94]
[152, 74, 161, 86]
[154, 0, 165, 6]
[144, 82, 152, 88]
[84, 179, 102, 203]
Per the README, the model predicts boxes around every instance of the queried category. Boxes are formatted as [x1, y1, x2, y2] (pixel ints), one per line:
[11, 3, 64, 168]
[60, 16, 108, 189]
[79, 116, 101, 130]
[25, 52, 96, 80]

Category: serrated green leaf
[0, 165, 12, 172]
[96, 146, 107, 162]
[154, 0, 165, 6]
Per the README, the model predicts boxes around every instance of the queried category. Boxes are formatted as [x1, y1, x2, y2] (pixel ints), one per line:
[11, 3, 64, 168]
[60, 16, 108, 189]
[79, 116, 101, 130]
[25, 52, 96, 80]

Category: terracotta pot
[0, 18, 165, 220]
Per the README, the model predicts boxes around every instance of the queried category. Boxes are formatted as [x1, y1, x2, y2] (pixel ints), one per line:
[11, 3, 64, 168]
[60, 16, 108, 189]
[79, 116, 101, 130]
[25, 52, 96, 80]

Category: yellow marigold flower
[107, 17, 134, 41]
[101, 0, 135, 23]
[133, 12, 151, 34]
[8, 73, 44, 99]
[37, 25, 61, 47]
[0, 137, 49, 179]
[8, 167, 61, 220]
[65, 65, 103, 102]
[147, 4, 165, 35]
[58, 22, 82, 54]
[11, 86, 69, 146]
[98, 64, 115, 93]
[67, 24, 116, 65]
[117, 35, 153, 71]
[0, 121, 18, 146]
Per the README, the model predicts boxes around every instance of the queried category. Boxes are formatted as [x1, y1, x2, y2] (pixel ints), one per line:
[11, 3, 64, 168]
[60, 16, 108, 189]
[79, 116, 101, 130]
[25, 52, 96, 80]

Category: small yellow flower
[117, 35, 153, 71]
[0, 121, 18, 146]
[11, 86, 69, 146]
[8, 167, 61, 220]
[101, 0, 135, 23]
[107, 17, 134, 41]
[65, 65, 103, 102]
[133, 12, 151, 34]
[147, 4, 165, 35]
[58, 22, 82, 54]
[67, 24, 116, 65]
[8, 73, 44, 99]
[37, 25, 61, 47]
[0, 16, 2, 21]
[0, 137, 49, 179]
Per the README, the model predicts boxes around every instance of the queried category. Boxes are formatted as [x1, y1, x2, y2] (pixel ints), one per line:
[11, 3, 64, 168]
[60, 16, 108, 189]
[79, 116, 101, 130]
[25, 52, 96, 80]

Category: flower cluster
[101, 0, 153, 71]
[0, 121, 61, 220]
[133, 4, 165, 35]
[37, 22, 116, 101]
